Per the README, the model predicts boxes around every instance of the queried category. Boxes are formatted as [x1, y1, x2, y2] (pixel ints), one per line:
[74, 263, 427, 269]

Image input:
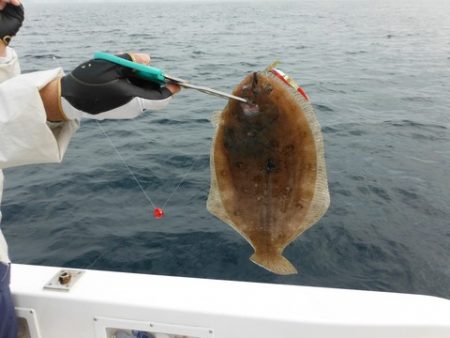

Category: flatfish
[207, 67, 329, 275]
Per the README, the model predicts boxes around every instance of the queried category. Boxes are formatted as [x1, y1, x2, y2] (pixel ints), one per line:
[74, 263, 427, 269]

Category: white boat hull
[11, 264, 450, 338]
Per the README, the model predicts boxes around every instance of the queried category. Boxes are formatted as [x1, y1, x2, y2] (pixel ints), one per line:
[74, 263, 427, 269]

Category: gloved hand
[59, 53, 180, 120]
[0, 1, 24, 46]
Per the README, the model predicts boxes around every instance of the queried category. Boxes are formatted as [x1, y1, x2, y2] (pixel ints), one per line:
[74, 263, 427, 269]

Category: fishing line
[96, 120, 156, 209]
[84, 247, 108, 270]
[162, 158, 196, 209]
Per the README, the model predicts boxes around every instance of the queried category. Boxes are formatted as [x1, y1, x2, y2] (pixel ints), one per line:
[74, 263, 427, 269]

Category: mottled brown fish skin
[210, 71, 321, 275]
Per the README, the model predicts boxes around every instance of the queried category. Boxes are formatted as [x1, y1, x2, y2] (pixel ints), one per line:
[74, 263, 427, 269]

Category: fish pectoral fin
[250, 251, 297, 275]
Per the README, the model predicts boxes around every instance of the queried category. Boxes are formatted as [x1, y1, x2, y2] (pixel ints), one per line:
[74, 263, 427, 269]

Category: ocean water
[2, 0, 450, 298]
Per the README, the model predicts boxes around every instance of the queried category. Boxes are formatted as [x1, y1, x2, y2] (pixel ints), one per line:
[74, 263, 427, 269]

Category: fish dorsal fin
[210, 111, 222, 128]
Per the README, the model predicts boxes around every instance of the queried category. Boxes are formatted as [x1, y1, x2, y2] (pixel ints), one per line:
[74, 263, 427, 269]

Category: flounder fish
[207, 67, 329, 275]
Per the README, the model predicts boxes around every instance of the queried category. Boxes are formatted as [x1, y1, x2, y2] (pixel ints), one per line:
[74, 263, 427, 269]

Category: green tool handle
[93, 52, 166, 85]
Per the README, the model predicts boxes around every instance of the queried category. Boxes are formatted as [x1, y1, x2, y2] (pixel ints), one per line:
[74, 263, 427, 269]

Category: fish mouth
[240, 101, 260, 117]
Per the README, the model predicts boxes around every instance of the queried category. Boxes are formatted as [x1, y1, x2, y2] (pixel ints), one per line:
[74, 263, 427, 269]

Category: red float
[153, 207, 164, 219]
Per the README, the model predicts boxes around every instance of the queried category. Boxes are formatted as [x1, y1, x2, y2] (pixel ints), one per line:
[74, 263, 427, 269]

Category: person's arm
[39, 78, 62, 121]
[0, 40, 6, 57]
[0, 67, 76, 169]
[1, 53, 180, 169]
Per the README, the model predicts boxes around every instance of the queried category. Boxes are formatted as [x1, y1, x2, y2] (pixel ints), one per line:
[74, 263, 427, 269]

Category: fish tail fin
[250, 252, 297, 275]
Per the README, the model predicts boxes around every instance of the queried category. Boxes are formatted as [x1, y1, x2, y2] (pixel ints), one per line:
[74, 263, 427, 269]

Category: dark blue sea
[2, 0, 450, 299]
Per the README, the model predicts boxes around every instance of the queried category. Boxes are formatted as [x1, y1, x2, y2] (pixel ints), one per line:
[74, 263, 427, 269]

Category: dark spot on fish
[223, 127, 235, 150]
[253, 175, 262, 183]
[263, 83, 273, 94]
[220, 170, 227, 177]
[265, 158, 277, 173]
[236, 161, 245, 169]
[269, 140, 279, 148]
[296, 201, 304, 209]
[283, 144, 295, 155]
[224, 127, 234, 135]
[224, 140, 231, 150]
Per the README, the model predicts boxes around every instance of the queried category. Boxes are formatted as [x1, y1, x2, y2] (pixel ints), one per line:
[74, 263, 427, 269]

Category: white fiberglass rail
[10, 264, 450, 338]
